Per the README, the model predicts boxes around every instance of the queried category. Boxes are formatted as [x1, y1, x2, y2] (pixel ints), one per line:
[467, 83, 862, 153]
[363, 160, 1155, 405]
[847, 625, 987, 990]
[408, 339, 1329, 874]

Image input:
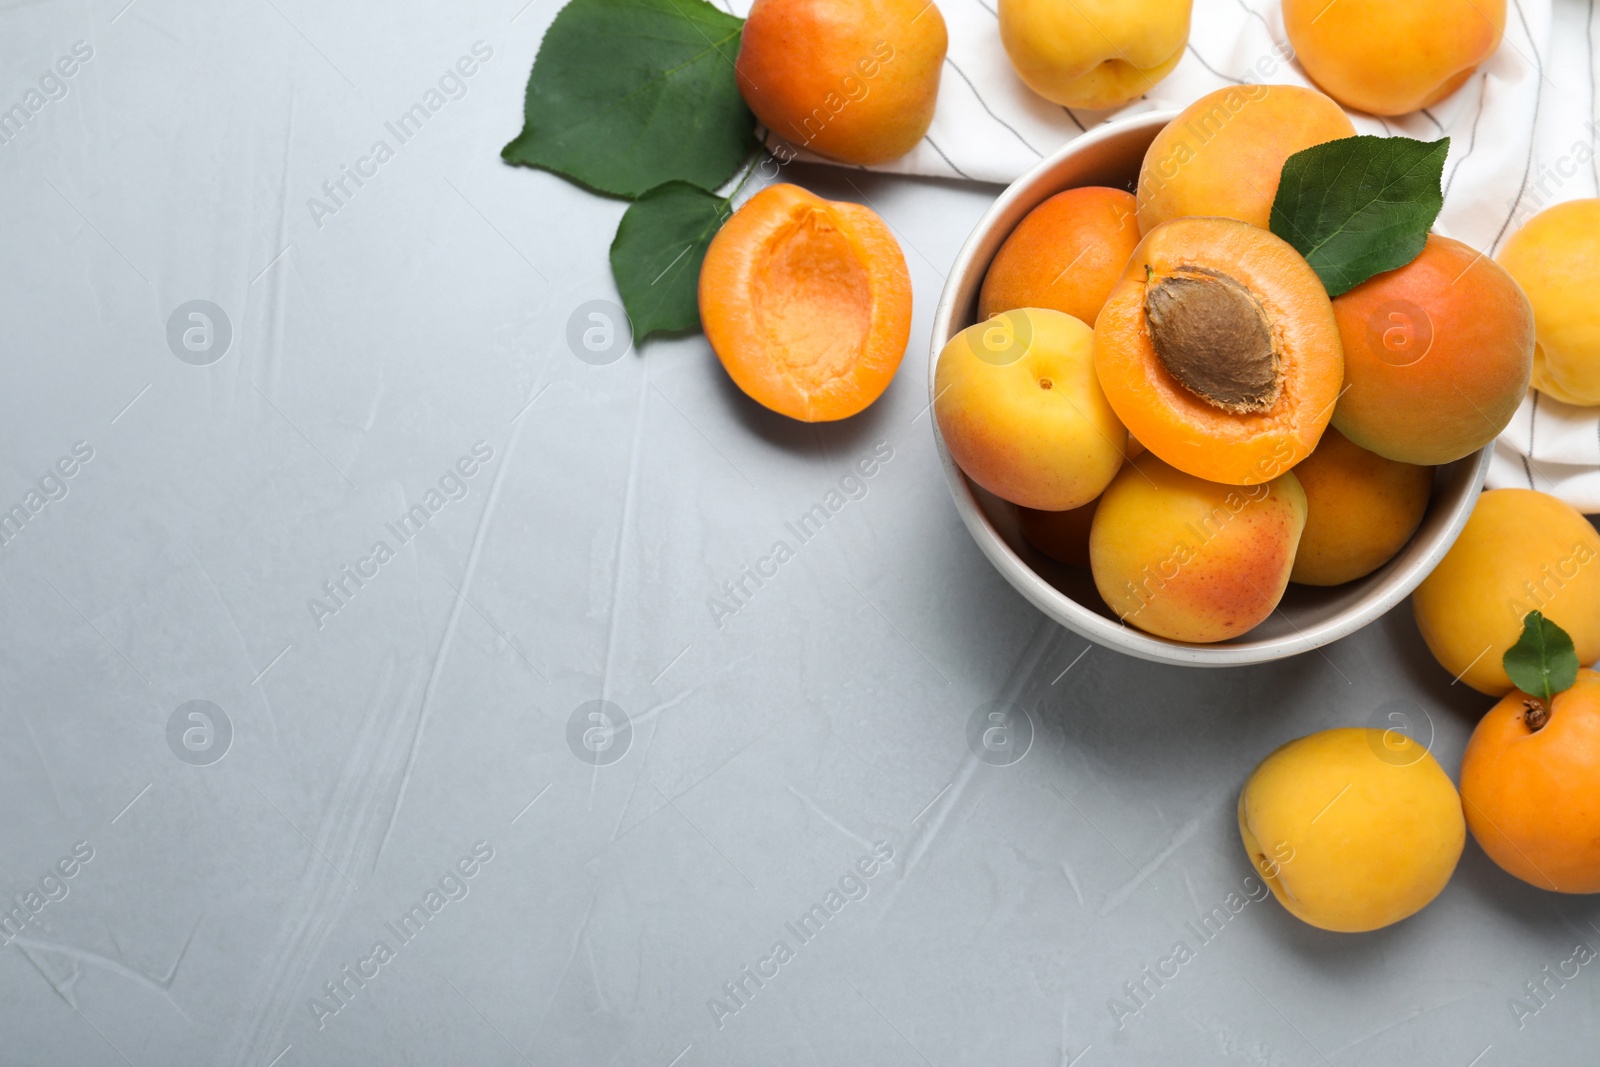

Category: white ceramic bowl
[928, 110, 1491, 667]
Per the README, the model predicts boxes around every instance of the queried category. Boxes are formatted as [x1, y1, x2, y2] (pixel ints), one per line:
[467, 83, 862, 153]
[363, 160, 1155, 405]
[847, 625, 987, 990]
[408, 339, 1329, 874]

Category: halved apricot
[700, 183, 912, 422]
[1094, 216, 1344, 485]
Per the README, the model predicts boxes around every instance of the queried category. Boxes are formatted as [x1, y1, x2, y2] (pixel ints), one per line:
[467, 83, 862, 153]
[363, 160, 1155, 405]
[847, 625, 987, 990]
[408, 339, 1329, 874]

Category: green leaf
[502, 0, 757, 198]
[1269, 135, 1449, 297]
[1503, 611, 1580, 704]
[609, 181, 731, 339]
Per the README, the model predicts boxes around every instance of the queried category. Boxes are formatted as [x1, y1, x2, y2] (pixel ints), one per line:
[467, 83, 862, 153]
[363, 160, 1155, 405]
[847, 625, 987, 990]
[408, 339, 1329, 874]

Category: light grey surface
[2, 2, 1598, 1066]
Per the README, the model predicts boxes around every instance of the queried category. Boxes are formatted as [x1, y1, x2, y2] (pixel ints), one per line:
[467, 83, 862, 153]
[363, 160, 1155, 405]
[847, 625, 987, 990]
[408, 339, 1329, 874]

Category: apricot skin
[1412, 489, 1600, 696]
[1137, 85, 1355, 233]
[998, 0, 1191, 110]
[699, 183, 911, 422]
[1018, 500, 1098, 569]
[1239, 728, 1464, 933]
[1089, 454, 1306, 644]
[936, 309, 1126, 512]
[1284, 0, 1504, 117]
[1094, 216, 1344, 486]
[736, 0, 947, 165]
[1496, 199, 1600, 407]
[978, 187, 1139, 327]
[1461, 670, 1600, 893]
[1331, 235, 1533, 466]
[1289, 427, 1432, 587]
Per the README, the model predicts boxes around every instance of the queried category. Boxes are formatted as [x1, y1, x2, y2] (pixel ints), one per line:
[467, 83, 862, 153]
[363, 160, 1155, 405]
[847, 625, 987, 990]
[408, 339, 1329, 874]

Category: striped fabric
[726, 0, 1600, 512]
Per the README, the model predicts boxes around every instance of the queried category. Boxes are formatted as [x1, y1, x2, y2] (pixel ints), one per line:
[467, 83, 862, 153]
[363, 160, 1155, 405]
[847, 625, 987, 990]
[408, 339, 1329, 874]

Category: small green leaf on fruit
[1269, 135, 1449, 298]
[502, 0, 757, 198]
[610, 181, 730, 340]
[1503, 610, 1579, 705]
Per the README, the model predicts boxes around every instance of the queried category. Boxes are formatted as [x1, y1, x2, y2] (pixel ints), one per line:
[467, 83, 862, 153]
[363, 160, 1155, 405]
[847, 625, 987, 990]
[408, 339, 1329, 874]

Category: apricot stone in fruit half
[978, 186, 1140, 327]
[1496, 199, 1600, 407]
[1289, 427, 1433, 587]
[1089, 453, 1306, 644]
[1461, 669, 1600, 893]
[1331, 234, 1534, 466]
[1094, 216, 1344, 486]
[1239, 728, 1465, 933]
[1284, 0, 1504, 117]
[700, 183, 911, 422]
[736, 0, 947, 166]
[1412, 489, 1600, 696]
[998, 0, 1191, 110]
[1137, 84, 1355, 233]
[935, 308, 1126, 512]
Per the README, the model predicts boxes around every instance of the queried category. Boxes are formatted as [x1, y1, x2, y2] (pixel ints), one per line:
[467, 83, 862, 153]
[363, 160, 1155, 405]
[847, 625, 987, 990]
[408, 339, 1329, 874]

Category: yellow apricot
[1412, 489, 1600, 696]
[1496, 199, 1600, 407]
[998, 0, 1191, 110]
[1290, 427, 1432, 587]
[1239, 728, 1464, 933]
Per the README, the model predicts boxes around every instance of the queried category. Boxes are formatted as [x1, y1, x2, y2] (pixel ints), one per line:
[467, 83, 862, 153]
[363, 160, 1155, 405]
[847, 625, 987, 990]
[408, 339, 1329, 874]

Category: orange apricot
[1289, 427, 1433, 586]
[1496, 199, 1600, 407]
[1331, 234, 1533, 465]
[1094, 216, 1344, 485]
[736, 0, 947, 166]
[1284, 0, 1504, 117]
[699, 183, 911, 422]
[1460, 669, 1600, 893]
[1018, 499, 1099, 569]
[1136, 84, 1355, 233]
[978, 186, 1140, 326]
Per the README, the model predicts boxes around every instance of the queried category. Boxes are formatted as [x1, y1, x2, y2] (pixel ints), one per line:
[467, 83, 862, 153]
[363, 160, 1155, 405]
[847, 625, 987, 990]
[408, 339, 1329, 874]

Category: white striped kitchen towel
[726, 0, 1600, 512]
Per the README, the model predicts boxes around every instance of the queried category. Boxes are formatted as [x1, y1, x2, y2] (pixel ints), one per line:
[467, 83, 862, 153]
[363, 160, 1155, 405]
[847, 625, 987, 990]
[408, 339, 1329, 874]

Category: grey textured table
[3, 2, 1599, 1065]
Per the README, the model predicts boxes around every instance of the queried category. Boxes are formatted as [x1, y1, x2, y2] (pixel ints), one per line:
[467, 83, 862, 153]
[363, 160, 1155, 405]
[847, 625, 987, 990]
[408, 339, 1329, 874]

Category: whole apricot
[1461, 670, 1600, 893]
[1094, 216, 1344, 485]
[1239, 728, 1465, 933]
[978, 187, 1140, 326]
[736, 0, 947, 165]
[1290, 427, 1432, 587]
[1090, 453, 1306, 643]
[700, 183, 911, 422]
[1136, 84, 1355, 233]
[1018, 499, 1098, 569]
[935, 308, 1126, 511]
[1496, 199, 1600, 407]
[1413, 489, 1600, 695]
[998, 0, 1191, 110]
[1332, 234, 1533, 466]
[1284, 0, 1504, 116]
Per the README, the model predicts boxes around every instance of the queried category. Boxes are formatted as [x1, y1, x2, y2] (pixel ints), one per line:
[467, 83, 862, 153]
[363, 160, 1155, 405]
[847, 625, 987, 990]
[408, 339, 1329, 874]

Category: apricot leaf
[1503, 611, 1579, 704]
[1269, 135, 1448, 297]
[610, 181, 732, 339]
[502, 0, 757, 198]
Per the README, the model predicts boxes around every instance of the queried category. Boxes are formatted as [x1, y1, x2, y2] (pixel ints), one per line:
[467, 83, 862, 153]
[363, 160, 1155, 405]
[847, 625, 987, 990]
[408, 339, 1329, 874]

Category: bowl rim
[927, 110, 1491, 667]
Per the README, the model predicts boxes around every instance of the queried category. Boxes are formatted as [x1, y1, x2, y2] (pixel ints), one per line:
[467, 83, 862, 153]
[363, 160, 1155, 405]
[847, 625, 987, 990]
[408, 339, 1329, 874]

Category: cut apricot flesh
[700, 183, 912, 422]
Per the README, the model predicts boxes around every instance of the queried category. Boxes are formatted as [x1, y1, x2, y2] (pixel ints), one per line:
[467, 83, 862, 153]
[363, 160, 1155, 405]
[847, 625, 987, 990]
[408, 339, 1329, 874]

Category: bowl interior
[928, 111, 1490, 667]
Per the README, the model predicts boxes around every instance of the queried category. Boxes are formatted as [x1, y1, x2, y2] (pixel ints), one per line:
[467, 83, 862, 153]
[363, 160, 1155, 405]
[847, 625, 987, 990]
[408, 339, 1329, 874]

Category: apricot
[1018, 499, 1098, 569]
[1496, 199, 1600, 407]
[1239, 728, 1464, 933]
[1089, 453, 1306, 643]
[935, 308, 1125, 511]
[1284, 0, 1504, 117]
[998, 0, 1191, 110]
[1136, 84, 1355, 233]
[1331, 234, 1533, 466]
[1289, 427, 1433, 587]
[978, 187, 1140, 326]
[736, 0, 947, 165]
[1094, 216, 1344, 486]
[1461, 669, 1600, 893]
[699, 183, 911, 422]
[1413, 489, 1600, 695]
